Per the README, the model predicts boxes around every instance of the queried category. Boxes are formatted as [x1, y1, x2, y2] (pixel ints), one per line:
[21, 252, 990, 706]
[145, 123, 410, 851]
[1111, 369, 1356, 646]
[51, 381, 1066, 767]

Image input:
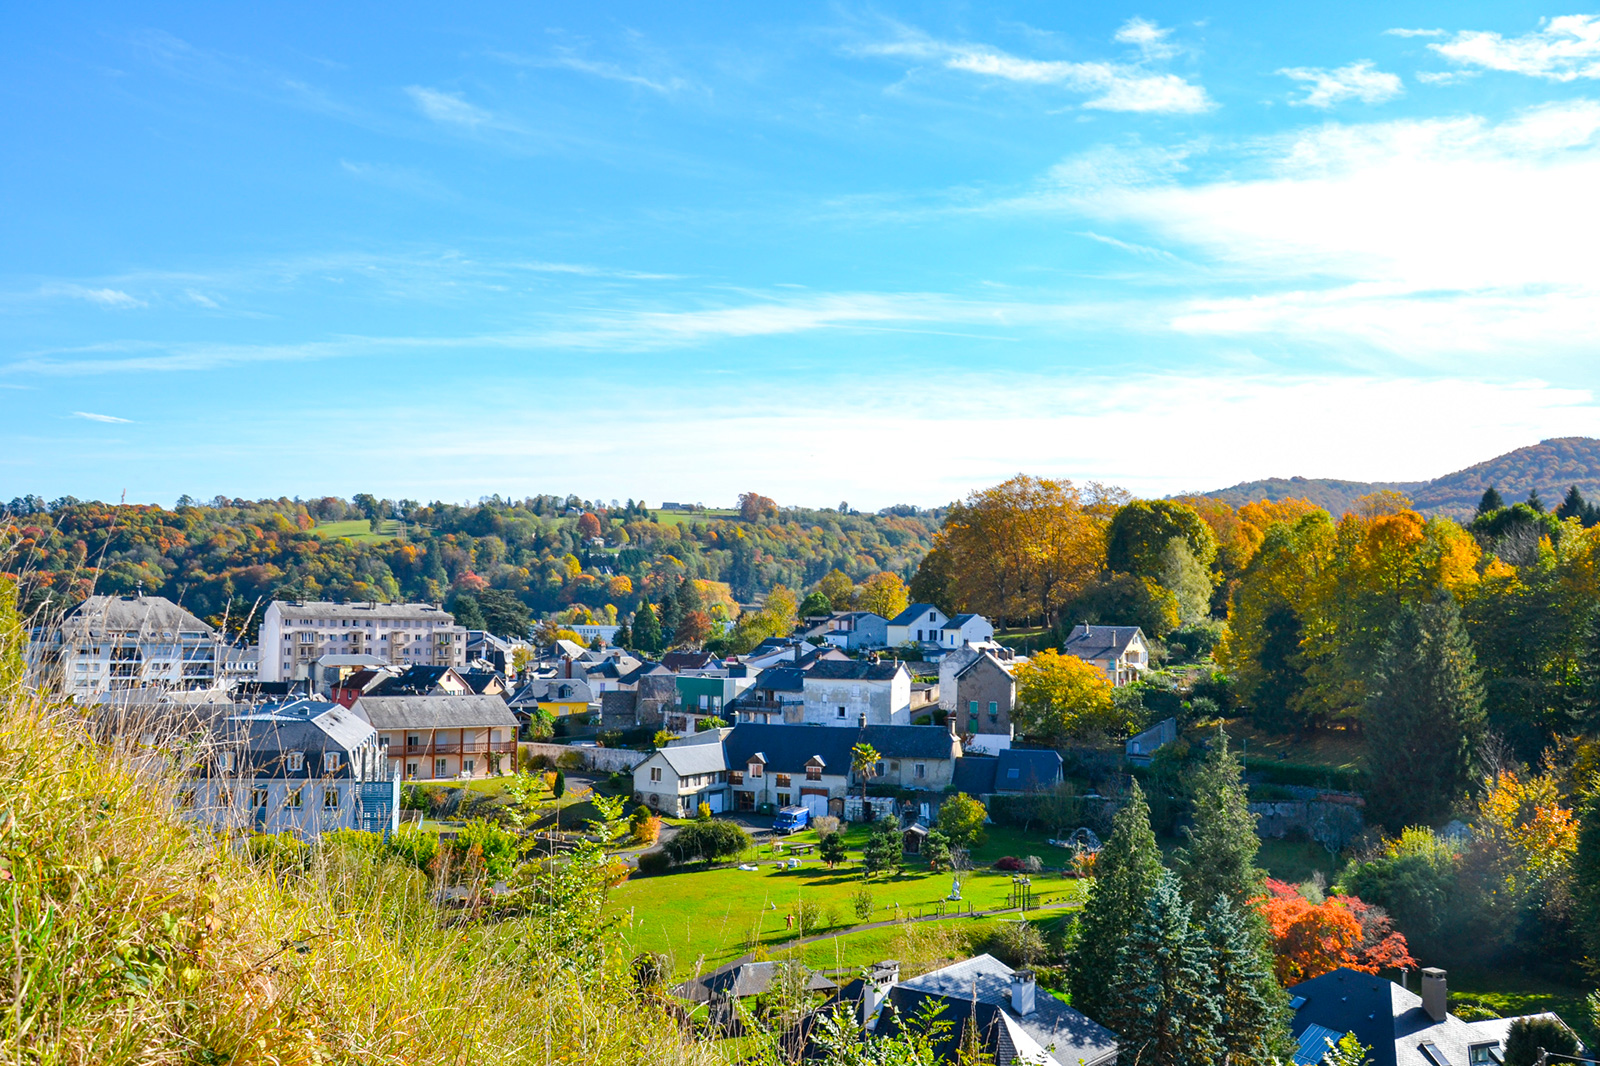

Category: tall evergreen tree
[658, 582, 684, 645]
[1476, 486, 1504, 517]
[632, 602, 663, 655]
[1174, 728, 1264, 910]
[1527, 488, 1545, 513]
[1556, 485, 1588, 522]
[1365, 593, 1487, 833]
[1203, 893, 1293, 1066]
[1575, 789, 1600, 975]
[1068, 780, 1163, 1022]
[1107, 871, 1222, 1066]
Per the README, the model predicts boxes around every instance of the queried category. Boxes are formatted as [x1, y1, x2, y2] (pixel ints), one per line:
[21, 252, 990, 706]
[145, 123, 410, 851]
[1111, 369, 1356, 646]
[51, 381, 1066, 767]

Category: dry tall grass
[0, 690, 720, 1066]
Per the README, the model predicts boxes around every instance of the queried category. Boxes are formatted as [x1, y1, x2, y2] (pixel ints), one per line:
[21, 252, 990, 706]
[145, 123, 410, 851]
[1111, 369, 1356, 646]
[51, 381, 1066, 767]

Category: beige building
[258, 600, 467, 682]
[353, 694, 519, 781]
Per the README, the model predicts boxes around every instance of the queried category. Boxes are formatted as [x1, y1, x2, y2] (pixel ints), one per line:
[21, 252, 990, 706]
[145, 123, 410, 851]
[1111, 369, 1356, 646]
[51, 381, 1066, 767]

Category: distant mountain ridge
[1194, 437, 1600, 520]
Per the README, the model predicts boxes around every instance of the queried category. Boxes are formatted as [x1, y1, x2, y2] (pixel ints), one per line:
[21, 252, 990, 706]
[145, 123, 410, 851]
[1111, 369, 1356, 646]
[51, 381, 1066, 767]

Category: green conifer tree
[1203, 893, 1293, 1066]
[632, 602, 663, 655]
[1575, 790, 1600, 973]
[1068, 780, 1163, 1022]
[1174, 728, 1264, 910]
[1476, 486, 1504, 517]
[1107, 871, 1222, 1066]
[1365, 593, 1487, 833]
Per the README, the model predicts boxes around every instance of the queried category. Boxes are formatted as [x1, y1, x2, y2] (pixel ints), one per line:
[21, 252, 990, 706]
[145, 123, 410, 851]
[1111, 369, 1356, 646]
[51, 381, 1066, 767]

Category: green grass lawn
[652, 508, 739, 527]
[1220, 718, 1366, 773]
[609, 821, 1085, 977]
[312, 518, 407, 543]
[1446, 965, 1597, 1044]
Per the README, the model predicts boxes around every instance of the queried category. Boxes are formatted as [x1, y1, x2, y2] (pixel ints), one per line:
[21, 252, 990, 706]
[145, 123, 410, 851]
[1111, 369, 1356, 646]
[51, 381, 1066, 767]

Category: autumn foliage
[1253, 879, 1414, 984]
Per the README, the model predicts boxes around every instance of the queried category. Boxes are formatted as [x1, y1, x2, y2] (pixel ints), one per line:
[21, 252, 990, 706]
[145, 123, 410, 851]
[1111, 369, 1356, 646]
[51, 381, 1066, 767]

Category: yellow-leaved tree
[1013, 649, 1133, 745]
[855, 572, 909, 621]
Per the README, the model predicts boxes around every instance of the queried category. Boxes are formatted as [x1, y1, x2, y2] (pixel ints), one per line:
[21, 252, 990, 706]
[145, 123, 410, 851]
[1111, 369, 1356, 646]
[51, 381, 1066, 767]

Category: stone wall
[519, 742, 649, 773]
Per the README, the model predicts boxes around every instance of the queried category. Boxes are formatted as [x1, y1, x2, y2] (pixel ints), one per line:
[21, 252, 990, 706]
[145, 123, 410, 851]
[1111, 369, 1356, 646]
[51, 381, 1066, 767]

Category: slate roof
[951, 756, 998, 795]
[618, 662, 670, 686]
[1061, 625, 1144, 661]
[272, 601, 457, 622]
[368, 665, 459, 695]
[354, 694, 519, 731]
[663, 650, 718, 671]
[723, 723, 956, 775]
[942, 613, 983, 629]
[751, 666, 806, 692]
[886, 955, 1119, 1066]
[59, 595, 216, 638]
[1287, 969, 1573, 1066]
[996, 749, 1063, 792]
[672, 961, 836, 1003]
[804, 659, 906, 682]
[214, 699, 378, 779]
[956, 651, 1015, 681]
[458, 670, 508, 695]
[888, 603, 944, 627]
[654, 741, 729, 777]
[509, 677, 595, 705]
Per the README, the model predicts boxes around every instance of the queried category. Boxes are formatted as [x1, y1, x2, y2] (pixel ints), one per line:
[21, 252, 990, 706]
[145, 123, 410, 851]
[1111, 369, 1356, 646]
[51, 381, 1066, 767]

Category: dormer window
[1469, 1047, 1501, 1066]
[216, 751, 235, 773]
[286, 751, 304, 772]
[748, 762, 763, 778]
[323, 752, 341, 773]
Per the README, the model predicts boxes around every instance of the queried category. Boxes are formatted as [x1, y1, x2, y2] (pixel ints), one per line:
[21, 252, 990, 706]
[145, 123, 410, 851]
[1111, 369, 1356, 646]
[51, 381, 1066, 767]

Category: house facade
[508, 676, 594, 719]
[353, 694, 519, 780]
[1060, 624, 1149, 686]
[809, 611, 889, 651]
[666, 674, 755, 732]
[632, 732, 730, 816]
[939, 650, 1017, 752]
[182, 698, 400, 841]
[937, 613, 996, 650]
[885, 604, 949, 648]
[258, 600, 467, 683]
[800, 659, 912, 726]
[30, 594, 227, 700]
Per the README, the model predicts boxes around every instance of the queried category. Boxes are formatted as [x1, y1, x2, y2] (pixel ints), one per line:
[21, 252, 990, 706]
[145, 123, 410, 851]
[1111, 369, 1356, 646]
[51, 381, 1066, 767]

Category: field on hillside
[312, 518, 407, 542]
[652, 508, 739, 527]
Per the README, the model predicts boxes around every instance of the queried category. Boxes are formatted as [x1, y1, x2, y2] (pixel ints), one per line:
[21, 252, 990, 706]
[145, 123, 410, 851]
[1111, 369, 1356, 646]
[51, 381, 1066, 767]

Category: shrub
[820, 832, 848, 868]
[937, 792, 988, 849]
[994, 856, 1024, 872]
[632, 815, 662, 846]
[795, 897, 823, 934]
[812, 815, 841, 837]
[853, 886, 875, 922]
[636, 850, 672, 876]
[696, 802, 712, 821]
[988, 920, 1047, 967]
[442, 820, 521, 883]
[1023, 855, 1043, 874]
[556, 752, 584, 771]
[664, 819, 751, 864]
[384, 826, 441, 872]
[243, 832, 310, 873]
[1504, 1017, 1579, 1066]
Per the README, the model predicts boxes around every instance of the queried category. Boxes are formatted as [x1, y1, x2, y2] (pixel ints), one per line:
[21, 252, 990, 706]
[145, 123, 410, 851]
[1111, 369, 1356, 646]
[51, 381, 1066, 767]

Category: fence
[519, 742, 648, 773]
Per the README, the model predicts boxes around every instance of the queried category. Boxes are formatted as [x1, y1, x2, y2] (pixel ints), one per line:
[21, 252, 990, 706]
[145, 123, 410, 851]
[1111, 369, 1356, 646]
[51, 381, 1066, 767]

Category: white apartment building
[258, 601, 467, 683]
[29, 594, 225, 700]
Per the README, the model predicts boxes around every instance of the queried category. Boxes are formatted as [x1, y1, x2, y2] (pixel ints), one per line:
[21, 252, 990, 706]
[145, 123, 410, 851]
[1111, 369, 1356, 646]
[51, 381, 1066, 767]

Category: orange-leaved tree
[1254, 879, 1414, 984]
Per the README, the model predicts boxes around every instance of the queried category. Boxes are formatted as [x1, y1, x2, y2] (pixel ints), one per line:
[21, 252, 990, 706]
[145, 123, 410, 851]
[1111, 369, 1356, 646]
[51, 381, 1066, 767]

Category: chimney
[1420, 968, 1447, 1023]
[858, 711, 868, 729]
[861, 960, 901, 1028]
[948, 715, 958, 739]
[1010, 969, 1037, 1016]
[794, 643, 801, 663]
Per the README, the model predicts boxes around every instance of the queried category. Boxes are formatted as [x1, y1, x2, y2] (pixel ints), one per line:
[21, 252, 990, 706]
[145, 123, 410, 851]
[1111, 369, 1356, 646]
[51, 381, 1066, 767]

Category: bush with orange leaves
[1254, 879, 1415, 984]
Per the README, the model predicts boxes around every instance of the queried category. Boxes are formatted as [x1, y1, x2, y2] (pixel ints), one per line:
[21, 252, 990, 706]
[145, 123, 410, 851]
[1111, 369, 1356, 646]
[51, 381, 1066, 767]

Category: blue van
[773, 805, 811, 834]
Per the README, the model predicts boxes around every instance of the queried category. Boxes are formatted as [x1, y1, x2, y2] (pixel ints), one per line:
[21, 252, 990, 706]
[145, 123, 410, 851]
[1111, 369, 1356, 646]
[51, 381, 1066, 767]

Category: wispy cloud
[46, 284, 146, 309]
[490, 49, 688, 94]
[72, 411, 134, 423]
[1080, 231, 1181, 261]
[1428, 14, 1600, 81]
[1385, 28, 1446, 38]
[184, 289, 220, 308]
[1279, 61, 1403, 107]
[510, 260, 683, 280]
[405, 86, 497, 128]
[856, 20, 1214, 114]
[1416, 70, 1480, 85]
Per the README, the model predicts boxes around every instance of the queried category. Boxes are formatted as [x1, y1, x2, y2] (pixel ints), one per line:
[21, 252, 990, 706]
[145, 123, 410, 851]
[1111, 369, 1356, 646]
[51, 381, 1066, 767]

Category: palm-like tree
[850, 742, 880, 824]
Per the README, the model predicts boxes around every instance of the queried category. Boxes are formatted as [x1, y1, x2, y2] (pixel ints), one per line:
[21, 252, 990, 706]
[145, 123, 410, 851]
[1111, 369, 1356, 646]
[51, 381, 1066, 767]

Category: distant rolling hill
[1195, 437, 1600, 520]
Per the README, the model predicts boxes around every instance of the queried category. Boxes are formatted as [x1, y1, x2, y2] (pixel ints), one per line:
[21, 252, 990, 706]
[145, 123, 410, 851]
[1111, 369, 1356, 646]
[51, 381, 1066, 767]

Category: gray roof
[724, 723, 957, 775]
[752, 666, 806, 692]
[942, 613, 983, 629]
[1061, 624, 1144, 661]
[271, 600, 459, 622]
[956, 651, 1015, 682]
[354, 694, 518, 731]
[1287, 969, 1574, 1066]
[888, 603, 943, 627]
[995, 749, 1063, 792]
[59, 595, 216, 638]
[213, 699, 378, 778]
[804, 659, 906, 682]
[889, 954, 1119, 1066]
[653, 742, 730, 777]
[672, 961, 836, 1003]
[509, 676, 595, 705]
[951, 757, 998, 795]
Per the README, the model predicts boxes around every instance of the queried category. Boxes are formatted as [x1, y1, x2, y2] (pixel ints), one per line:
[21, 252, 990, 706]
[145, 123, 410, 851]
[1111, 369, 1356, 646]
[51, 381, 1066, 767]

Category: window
[777, 793, 790, 806]
[775, 774, 791, 788]
[969, 700, 978, 715]
[969, 713, 979, 730]
[1007, 767, 1021, 779]
[406, 762, 418, 779]
[434, 758, 448, 777]
[286, 788, 303, 810]
[875, 760, 886, 777]
[1469, 1048, 1501, 1066]
[1420, 1046, 1450, 1066]
[463, 759, 475, 775]
[989, 701, 999, 720]
[407, 734, 422, 749]
[250, 788, 269, 809]
[729, 771, 744, 785]
[748, 762, 763, 778]
[286, 751, 304, 772]
[928, 611, 936, 621]
[806, 765, 822, 781]
[914, 763, 926, 779]
[323, 788, 340, 809]
[217, 751, 235, 773]
[650, 766, 662, 782]
[836, 706, 846, 718]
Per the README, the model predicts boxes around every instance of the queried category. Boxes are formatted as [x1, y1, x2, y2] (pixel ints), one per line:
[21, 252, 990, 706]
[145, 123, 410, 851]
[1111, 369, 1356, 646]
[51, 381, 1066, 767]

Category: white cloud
[405, 86, 496, 128]
[1031, 99, 1600, 357]
[544, 54, 685, 94]
[184, 289, 220, 308]
[47, 285, 145, 308]
[1385, 28, 1446, 38]
[860, 25, 1213, 113]
[1114, 17, 1179, 60]
[1416, 70, 1479, 85]
[1279, 61, 1403, 107]
[71, 411, 134, 423]
[1430, 14, 1600, 81]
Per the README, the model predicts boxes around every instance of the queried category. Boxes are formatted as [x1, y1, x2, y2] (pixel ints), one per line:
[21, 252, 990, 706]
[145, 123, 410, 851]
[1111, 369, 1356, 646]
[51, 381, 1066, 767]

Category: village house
[884, 603, 949, 648]
[508, 675, 595, 720]
[950, 748, 1064, 798]
[631, 731, 731, 816]
[936, 613, 996, 651]
[666, 673, 754, 732]
[938, 647, 1019, 753]
[353, 693, 519, 781]
[182, 697, 399, 841]
[800, 658, 912, 726]
[1287, 968, 1583, 1066]
[805, 610, 890, 651]
[1060, 624, 1150, 686]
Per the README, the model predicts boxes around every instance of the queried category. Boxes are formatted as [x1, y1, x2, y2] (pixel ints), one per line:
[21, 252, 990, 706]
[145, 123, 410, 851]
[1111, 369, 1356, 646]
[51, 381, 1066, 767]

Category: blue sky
[6, 2, 1600, 508]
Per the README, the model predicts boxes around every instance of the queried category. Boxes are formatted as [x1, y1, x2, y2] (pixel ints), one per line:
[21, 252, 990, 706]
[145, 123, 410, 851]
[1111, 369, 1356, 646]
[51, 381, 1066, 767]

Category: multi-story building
[182, 697, 400, 842]
[29, 594, 226, 700]
[799, 659, 912, 726]
[353, 694, 519, 781]
[257, 601, 467, 682]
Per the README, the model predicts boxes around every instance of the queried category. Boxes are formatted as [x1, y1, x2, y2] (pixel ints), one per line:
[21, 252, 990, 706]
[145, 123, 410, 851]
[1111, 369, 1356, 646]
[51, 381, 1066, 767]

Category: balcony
[394, 739, 518, 757]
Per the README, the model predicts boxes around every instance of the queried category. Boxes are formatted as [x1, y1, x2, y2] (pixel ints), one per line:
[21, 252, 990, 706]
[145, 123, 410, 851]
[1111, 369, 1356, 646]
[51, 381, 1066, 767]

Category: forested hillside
[1198, 437, 1600, 520]
[0, 493, 938, 639]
